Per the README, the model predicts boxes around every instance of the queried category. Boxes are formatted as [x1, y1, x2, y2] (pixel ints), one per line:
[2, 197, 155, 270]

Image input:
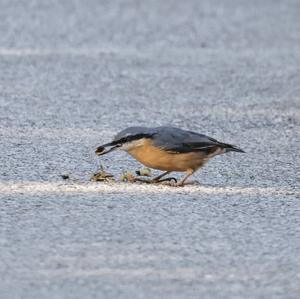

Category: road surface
[0, 0, 299, 298]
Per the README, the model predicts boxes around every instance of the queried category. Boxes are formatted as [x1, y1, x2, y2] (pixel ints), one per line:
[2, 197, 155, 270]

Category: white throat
[120, 138, 146, 151]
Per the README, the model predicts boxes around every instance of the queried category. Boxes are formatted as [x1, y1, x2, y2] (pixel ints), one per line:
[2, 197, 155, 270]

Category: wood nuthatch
[95, 126, 244, 186]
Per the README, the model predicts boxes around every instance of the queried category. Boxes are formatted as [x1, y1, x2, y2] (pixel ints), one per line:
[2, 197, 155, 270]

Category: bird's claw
[133, 177, 151, 183]
[155, 177, 177, 184]
[132, 177, 178, 185]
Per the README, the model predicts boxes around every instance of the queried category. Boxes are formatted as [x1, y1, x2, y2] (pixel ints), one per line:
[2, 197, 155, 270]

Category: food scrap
[91, 165, 155, 183]
[120, 171, 136, 182]
[135, 168, 152, 177]
[90, 165, 114, 182]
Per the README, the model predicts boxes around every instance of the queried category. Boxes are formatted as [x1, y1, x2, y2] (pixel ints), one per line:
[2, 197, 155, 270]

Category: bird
[95, 126, 245, 186]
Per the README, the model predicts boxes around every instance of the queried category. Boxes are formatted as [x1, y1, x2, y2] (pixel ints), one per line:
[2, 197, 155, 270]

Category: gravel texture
[0, 0, 300, 298]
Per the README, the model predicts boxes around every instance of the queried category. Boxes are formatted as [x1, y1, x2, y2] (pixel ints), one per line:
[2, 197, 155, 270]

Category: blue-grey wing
[152, 127, 221, 153]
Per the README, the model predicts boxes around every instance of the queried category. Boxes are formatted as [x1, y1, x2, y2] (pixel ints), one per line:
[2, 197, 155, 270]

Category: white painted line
[0, 181, 296, 196]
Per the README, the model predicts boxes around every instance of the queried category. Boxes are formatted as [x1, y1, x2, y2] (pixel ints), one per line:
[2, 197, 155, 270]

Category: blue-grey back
[113, 126, 222, 153]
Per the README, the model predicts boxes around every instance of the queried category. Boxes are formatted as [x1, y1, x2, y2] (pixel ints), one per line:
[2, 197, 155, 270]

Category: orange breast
[127, 139, 206, 172]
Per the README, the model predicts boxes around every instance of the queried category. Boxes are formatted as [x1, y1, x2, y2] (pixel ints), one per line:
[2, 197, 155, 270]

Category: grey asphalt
[0, 1, 300, 298]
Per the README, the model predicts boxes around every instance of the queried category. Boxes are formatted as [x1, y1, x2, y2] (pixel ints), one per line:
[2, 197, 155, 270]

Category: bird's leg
[151, 171, 171, 182]
[174, 170, 194, 187]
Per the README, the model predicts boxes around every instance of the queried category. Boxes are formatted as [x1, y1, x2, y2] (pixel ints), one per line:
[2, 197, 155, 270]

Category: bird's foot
[132, 177, 177, 185]
[168, 180, 199, 187]
[152, 177, 177, 184]
[132, 177, 152, 184]
[169, 181, 185, 187]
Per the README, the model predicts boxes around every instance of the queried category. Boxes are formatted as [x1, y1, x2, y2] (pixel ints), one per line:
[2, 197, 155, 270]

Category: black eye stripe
[114, 133, 154, 145]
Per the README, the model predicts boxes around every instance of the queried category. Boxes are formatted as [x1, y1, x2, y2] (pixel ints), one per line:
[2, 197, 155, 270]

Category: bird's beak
[95, 143, 120, 156]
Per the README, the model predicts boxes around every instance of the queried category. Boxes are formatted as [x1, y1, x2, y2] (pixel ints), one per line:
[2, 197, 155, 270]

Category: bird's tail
[221, 143, 245, 153]
[95, 141, 120, 156]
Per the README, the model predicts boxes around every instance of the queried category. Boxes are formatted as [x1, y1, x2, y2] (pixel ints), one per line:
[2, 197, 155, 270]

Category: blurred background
[0, 0, 299, 182]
